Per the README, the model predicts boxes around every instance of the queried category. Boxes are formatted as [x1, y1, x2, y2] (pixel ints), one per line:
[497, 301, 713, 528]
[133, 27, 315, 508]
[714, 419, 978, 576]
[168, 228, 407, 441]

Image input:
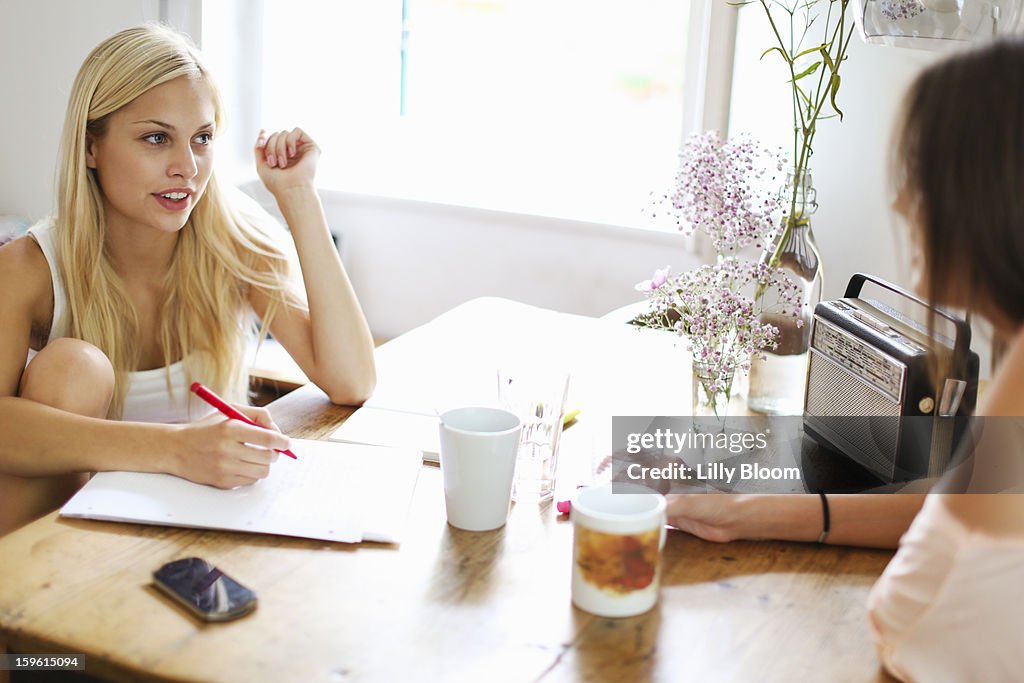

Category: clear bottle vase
[691, 359, 735, 432]
[747, 169, 823, 416]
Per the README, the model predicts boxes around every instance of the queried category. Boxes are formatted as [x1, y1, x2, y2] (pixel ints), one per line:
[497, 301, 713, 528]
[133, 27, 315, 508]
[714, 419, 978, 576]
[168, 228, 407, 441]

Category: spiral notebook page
[60, 440, 421, 544]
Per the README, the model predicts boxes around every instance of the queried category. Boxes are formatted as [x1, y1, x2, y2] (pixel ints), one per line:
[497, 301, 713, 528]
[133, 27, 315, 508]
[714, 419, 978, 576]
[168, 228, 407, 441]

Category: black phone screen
[152, 557, 257, 621]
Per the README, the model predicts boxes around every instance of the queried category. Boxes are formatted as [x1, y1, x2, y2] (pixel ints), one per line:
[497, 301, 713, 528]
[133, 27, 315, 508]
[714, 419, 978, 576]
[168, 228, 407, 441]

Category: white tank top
[25, 219, 215, 424]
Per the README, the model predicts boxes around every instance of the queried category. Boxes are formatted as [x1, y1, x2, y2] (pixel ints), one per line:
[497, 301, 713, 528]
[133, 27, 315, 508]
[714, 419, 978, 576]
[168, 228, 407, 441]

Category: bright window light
[259, 0, 690, 228]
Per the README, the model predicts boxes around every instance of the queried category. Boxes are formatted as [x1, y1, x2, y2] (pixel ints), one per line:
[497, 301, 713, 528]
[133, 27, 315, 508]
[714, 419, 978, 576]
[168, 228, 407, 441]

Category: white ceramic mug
[438, 407, 522, 531]
[571, 483, 667, 618]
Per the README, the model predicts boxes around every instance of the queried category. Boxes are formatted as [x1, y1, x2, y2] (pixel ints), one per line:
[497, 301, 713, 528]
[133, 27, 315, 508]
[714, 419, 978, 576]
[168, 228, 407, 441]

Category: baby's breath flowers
[634, 259, 803, 387]
[658, 131, 784, 253]
[636, 132, 802, 410]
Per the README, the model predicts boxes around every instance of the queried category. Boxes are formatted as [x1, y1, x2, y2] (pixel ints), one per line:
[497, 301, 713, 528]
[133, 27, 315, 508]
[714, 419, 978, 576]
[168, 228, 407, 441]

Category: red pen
[189, 382, 297, 459]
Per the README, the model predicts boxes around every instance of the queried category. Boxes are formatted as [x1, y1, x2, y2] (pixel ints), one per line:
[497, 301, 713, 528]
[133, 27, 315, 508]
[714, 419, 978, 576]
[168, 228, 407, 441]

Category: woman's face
[86, 75, 216, 237]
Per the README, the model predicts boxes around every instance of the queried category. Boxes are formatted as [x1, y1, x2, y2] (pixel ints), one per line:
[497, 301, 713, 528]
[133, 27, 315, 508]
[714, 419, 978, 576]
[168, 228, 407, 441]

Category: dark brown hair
[892, 38, 1024, 330]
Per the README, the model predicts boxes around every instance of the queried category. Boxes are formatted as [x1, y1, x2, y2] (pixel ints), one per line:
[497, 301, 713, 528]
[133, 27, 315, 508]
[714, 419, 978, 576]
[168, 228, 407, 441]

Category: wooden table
[0, 301, 897, 683]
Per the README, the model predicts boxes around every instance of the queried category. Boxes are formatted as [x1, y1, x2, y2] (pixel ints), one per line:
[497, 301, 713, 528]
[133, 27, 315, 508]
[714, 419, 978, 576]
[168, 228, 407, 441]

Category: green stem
[761, 0, 808, 146]
[761, 0, 851, 275]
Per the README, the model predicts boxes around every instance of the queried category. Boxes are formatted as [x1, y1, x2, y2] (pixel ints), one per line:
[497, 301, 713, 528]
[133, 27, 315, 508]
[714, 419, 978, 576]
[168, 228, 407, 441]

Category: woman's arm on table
[667, 493, 926, 549]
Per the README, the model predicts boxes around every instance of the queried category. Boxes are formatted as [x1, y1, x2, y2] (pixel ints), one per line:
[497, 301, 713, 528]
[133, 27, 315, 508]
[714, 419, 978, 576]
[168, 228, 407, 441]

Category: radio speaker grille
[806, 351, 900, 476]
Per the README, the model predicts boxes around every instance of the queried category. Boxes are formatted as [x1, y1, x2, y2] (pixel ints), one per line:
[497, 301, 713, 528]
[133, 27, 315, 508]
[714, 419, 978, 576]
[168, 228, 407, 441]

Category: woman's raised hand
[254, 127, 321, 196]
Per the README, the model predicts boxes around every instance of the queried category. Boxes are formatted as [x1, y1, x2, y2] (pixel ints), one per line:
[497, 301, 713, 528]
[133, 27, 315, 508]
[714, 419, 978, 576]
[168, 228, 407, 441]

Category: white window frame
[682, 0, 739, 138]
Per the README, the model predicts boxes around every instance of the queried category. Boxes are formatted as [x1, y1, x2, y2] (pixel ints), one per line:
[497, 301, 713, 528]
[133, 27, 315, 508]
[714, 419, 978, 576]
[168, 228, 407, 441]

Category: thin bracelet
[816, 491, 831, 544]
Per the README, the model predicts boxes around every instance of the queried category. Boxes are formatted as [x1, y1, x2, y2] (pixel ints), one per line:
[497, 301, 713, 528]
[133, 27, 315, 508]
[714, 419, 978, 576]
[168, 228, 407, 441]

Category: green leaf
[760, 46, 790, 64]
[794, 43, 826, 60]
[820, 47, 836, 74]
[790, 61, 821, 82]
[830, 73, 844, 120]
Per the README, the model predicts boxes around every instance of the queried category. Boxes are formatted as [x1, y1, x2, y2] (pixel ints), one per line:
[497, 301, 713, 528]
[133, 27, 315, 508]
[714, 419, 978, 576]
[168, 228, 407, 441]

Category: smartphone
[152, 557, 257, 622]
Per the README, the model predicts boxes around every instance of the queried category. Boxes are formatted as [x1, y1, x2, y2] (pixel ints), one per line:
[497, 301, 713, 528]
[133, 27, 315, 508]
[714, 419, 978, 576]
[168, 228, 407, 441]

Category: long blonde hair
[55, 24, 301, 418]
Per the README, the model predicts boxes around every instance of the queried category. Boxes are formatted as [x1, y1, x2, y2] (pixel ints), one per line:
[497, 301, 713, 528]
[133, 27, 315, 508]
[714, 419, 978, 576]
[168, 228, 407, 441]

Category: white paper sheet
[329, 407, 441, 464]
[60, 440, 421, 544]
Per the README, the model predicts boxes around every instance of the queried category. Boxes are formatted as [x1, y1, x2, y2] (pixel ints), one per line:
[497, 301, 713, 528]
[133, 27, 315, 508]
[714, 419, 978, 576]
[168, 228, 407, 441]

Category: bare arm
[0, 238, 288, 488]
[0, 397, 287, 485]
[667, 493, 926, 549]
[249, 128, 376, 405]
[0, 397, 174, 476]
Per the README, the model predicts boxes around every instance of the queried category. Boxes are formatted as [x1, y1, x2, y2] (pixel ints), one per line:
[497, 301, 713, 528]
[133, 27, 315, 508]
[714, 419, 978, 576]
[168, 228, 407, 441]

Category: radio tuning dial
[918, 397, 935, 414]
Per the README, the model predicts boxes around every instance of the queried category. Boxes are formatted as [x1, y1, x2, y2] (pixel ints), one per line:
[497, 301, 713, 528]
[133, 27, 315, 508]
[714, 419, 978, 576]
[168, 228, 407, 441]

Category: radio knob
[918, 397, 935, 414]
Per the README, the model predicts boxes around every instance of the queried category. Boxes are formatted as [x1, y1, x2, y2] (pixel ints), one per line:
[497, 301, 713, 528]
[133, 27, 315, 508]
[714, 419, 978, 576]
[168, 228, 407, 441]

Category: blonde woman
[0, 24, 376, 536]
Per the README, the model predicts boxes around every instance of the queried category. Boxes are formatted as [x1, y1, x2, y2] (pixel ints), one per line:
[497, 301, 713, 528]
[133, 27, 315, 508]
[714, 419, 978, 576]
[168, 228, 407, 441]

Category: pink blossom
[633, 257, 802, 381]
[635, 133, 806, 392]
[634, 266, 671, 293]
[655, 131, 785, 253]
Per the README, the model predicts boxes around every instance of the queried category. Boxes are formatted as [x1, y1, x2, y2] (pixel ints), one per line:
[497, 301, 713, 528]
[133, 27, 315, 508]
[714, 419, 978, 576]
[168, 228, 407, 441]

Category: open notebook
[60, 440, 421, 544]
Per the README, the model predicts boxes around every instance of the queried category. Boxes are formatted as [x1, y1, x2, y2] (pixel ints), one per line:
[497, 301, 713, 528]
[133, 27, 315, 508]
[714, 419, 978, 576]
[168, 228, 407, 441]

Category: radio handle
[844, 273, 971, 365]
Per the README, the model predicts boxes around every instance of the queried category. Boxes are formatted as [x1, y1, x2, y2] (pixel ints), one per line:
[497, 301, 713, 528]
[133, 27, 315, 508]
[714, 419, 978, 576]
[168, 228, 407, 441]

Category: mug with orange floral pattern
[571, 483, 667, 618]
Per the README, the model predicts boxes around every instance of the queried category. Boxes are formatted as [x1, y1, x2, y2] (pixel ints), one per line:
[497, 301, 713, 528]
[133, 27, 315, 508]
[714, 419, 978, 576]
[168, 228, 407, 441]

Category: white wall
[811, 38, 940, 300]
[0, 0, 161, 220]
[242, 182, 690, 338]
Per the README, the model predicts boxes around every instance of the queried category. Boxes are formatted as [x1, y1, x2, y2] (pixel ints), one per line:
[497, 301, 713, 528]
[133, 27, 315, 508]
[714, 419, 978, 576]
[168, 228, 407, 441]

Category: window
[207, 1, 731, 229]
[199, 1, 745, 231]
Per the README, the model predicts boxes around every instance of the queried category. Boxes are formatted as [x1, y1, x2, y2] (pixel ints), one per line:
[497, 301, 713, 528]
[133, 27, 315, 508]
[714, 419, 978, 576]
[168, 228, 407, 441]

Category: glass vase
[748, 169, 823, 416]
[691, 359, 736, 432]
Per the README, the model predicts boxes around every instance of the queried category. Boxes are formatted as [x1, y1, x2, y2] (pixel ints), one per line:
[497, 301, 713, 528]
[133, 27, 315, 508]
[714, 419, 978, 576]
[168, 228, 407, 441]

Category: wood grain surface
[0, 302, 900, 682]
[0, 381, 895, 682]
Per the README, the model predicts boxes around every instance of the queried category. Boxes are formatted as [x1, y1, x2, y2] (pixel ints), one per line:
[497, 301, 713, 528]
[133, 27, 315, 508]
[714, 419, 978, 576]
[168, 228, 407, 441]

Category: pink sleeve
[867, 495, 1024, 682]
[867, 496, 963, 680]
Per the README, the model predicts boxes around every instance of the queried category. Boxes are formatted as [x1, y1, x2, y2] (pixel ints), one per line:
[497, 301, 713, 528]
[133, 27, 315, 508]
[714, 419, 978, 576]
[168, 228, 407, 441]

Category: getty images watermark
[623, 426, 800, 484]
[609, 416, 809, 494]
[610, 415, 1024, 494]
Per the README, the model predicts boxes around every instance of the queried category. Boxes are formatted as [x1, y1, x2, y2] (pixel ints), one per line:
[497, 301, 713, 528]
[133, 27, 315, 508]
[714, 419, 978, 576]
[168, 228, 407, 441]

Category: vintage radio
[802, 274, 979, 483]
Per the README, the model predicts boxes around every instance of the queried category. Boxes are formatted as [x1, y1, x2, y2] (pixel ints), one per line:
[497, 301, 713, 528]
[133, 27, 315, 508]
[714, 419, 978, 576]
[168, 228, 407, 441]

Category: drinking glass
[498, 367, 570, 503]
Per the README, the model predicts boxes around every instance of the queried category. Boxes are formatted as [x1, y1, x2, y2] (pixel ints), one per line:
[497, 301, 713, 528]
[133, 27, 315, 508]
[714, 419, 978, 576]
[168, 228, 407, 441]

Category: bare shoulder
[0, 236, 53, 324]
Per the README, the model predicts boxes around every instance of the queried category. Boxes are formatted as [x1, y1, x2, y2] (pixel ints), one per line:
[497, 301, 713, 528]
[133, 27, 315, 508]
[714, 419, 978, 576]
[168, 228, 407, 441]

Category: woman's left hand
[254, 127, 321, 196]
